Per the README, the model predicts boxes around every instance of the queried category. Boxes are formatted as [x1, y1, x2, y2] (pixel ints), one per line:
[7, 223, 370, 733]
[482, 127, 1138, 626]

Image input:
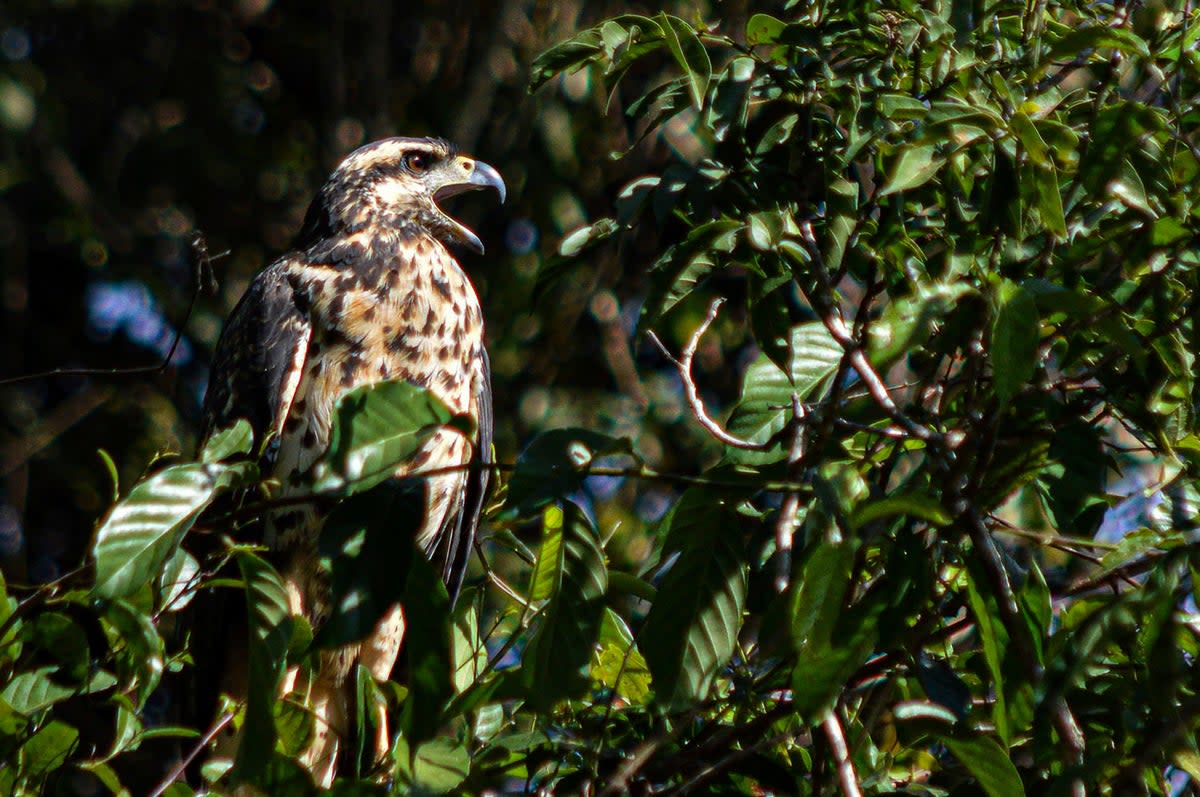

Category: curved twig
[647, 298, 773, 452]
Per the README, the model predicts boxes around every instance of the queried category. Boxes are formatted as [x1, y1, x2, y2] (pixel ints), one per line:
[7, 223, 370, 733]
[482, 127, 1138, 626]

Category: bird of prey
[196, 137, 504, 786]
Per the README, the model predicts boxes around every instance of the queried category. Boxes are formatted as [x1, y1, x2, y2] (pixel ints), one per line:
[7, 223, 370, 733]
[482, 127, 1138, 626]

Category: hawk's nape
[189, 137, 503, 788]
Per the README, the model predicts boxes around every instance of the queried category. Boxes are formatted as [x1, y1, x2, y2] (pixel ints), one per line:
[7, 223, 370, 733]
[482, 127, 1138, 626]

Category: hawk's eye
[403, 152, 432, 174]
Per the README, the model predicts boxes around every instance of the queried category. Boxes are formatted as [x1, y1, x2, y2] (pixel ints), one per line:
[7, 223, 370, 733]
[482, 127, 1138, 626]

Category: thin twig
[775, 396, 807, 591]
[647, 298, 773, 451]
[147, 711, 234, 797]
[0, 232, 224, 387]
[794, 222, 943, 446]
[822, 709, 863, 797]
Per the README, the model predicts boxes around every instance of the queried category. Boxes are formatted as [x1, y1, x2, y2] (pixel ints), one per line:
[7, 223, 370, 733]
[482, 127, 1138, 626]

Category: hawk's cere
[196, 137, 504, 785]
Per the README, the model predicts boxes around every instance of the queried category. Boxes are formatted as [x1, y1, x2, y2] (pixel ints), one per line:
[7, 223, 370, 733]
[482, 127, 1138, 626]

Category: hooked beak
[432, 157, 507, 255]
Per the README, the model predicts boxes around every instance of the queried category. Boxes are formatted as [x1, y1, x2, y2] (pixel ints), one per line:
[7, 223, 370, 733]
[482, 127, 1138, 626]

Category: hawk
[196, 137, 504, 785]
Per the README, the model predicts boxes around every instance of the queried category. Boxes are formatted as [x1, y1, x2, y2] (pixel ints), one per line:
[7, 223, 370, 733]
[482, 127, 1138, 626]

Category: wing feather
[201, 259, 312, 464]
[432, 349, 493, 604]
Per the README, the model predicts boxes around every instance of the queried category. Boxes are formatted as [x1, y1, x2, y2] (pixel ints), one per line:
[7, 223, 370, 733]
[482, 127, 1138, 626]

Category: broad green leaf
[159, 546, 200, 612]
[311, 380, 455, 495]
[528, 505, 565, 602]
[868, 282, 973, 367]
[522, 501, 608, 709]
[92, 461, 249, 600]
[200, 419, 254, 463]
[528, 29, 603, 91]
[559, 217, 620, 257]
[1009, 112, 1049, 167]
[315, 482, 418, 648]
[233, 550, 293, 783]
[1029, 161, 1066, 238]
[880, 144, 944, 195]
[788, 541, 875, 718]
[2, 667, 117, 714]
[964, 562, 1011, 744]
[850, 492, 952, 530]
[20, 719, 78, 779]
[412, 738, 470, 794]
[745, 13, 785, 44]
[939, 733, 1026, 797]
[26, 612, 90, 685]
[641, 491, 746, 710]
[591, 608, 651, 705]
[1042, 25, 1151, 64]
[660, 14, 710, 110]
[401, 552, 453, 747]
[725, 322, 844, 465]
[990, 280, 1039, 405]
[102, 598, 165, 707]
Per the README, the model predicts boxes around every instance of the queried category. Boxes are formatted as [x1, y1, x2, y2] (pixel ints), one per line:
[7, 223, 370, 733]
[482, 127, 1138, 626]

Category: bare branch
[647, 298, 774, 451]
[147, 711, 234, 797]
[775, 396, 807, 591]
[794, 222, 944, 446]
[822, 709, 863, 797]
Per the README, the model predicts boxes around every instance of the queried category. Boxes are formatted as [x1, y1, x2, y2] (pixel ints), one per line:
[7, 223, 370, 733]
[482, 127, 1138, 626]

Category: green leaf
[880, 144, 944, 196]
[233, 550, 293, 783]
[159, 546, 200, 612]
[850, 492, 952, 530]
[412, 737, 470, 794]
[1029, 161, 1066, 238]
[20, 719, 78, 779]
[528, 29, 603, 91]
[938, 733, 1026, 797]
[522, 501, 608, 709]
[1009, 112, 1049, 167]
[504, 428, 629, 516]
[591, 608, 652, 705]
[311, 380, 454, 495]
[92, 461, 248, 600]
[401, 552, 453, 747]
[316, 482, 418, 648]
[990, 279, 1040, 405]
[528, 505, 565, 602]
[788, 541, 877, 718]
[1042, 25, 1150, 64]
[641, 490, 746, 710]
[745, 13, 785, 44]
[2, 667, 117, 714]
[103, 598, 165, 707]
[659, 14, 711, 110]
[26, 612, 90, 685]
[725, 322, 843, 464]
[964, 563, 1011, 744]
[200, 419, 254, 463]
[558, 217, 620, 257]
[868, 282, 973, 367]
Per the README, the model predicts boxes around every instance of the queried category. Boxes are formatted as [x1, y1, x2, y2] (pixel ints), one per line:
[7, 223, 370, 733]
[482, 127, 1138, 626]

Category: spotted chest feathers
[268, 230, 484, 550]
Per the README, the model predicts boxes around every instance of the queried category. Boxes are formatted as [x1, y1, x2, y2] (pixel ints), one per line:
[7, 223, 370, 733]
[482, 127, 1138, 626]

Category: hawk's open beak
[432, 158, 507, 255]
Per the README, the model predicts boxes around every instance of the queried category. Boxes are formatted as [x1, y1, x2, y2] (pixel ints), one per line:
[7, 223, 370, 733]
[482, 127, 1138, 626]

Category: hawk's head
[297, 137, 507, 254]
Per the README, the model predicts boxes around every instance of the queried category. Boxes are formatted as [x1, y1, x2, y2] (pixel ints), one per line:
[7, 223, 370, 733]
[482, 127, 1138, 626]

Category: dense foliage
[3, 0, 1200, 794]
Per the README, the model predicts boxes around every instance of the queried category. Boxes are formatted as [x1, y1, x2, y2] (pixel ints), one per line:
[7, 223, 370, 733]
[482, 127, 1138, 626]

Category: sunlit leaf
[311, 380, 455, 495]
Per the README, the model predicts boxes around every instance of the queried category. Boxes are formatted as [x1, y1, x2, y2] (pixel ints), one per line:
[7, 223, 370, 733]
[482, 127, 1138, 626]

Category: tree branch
[647, 298, 774, 451]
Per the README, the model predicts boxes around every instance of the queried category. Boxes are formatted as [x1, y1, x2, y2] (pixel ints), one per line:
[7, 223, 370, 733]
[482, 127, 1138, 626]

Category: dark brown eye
[403, 152, 431, 174]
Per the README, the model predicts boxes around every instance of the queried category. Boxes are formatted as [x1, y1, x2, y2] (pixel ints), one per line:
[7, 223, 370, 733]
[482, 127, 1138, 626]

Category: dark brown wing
[200, 258, 312, 464]
[431, 349, 493, 604]
[184, 258, 311, 740]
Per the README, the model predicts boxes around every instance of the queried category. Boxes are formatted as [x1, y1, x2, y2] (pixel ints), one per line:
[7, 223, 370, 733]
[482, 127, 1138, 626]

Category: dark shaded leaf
[641, 491, 747, 710]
